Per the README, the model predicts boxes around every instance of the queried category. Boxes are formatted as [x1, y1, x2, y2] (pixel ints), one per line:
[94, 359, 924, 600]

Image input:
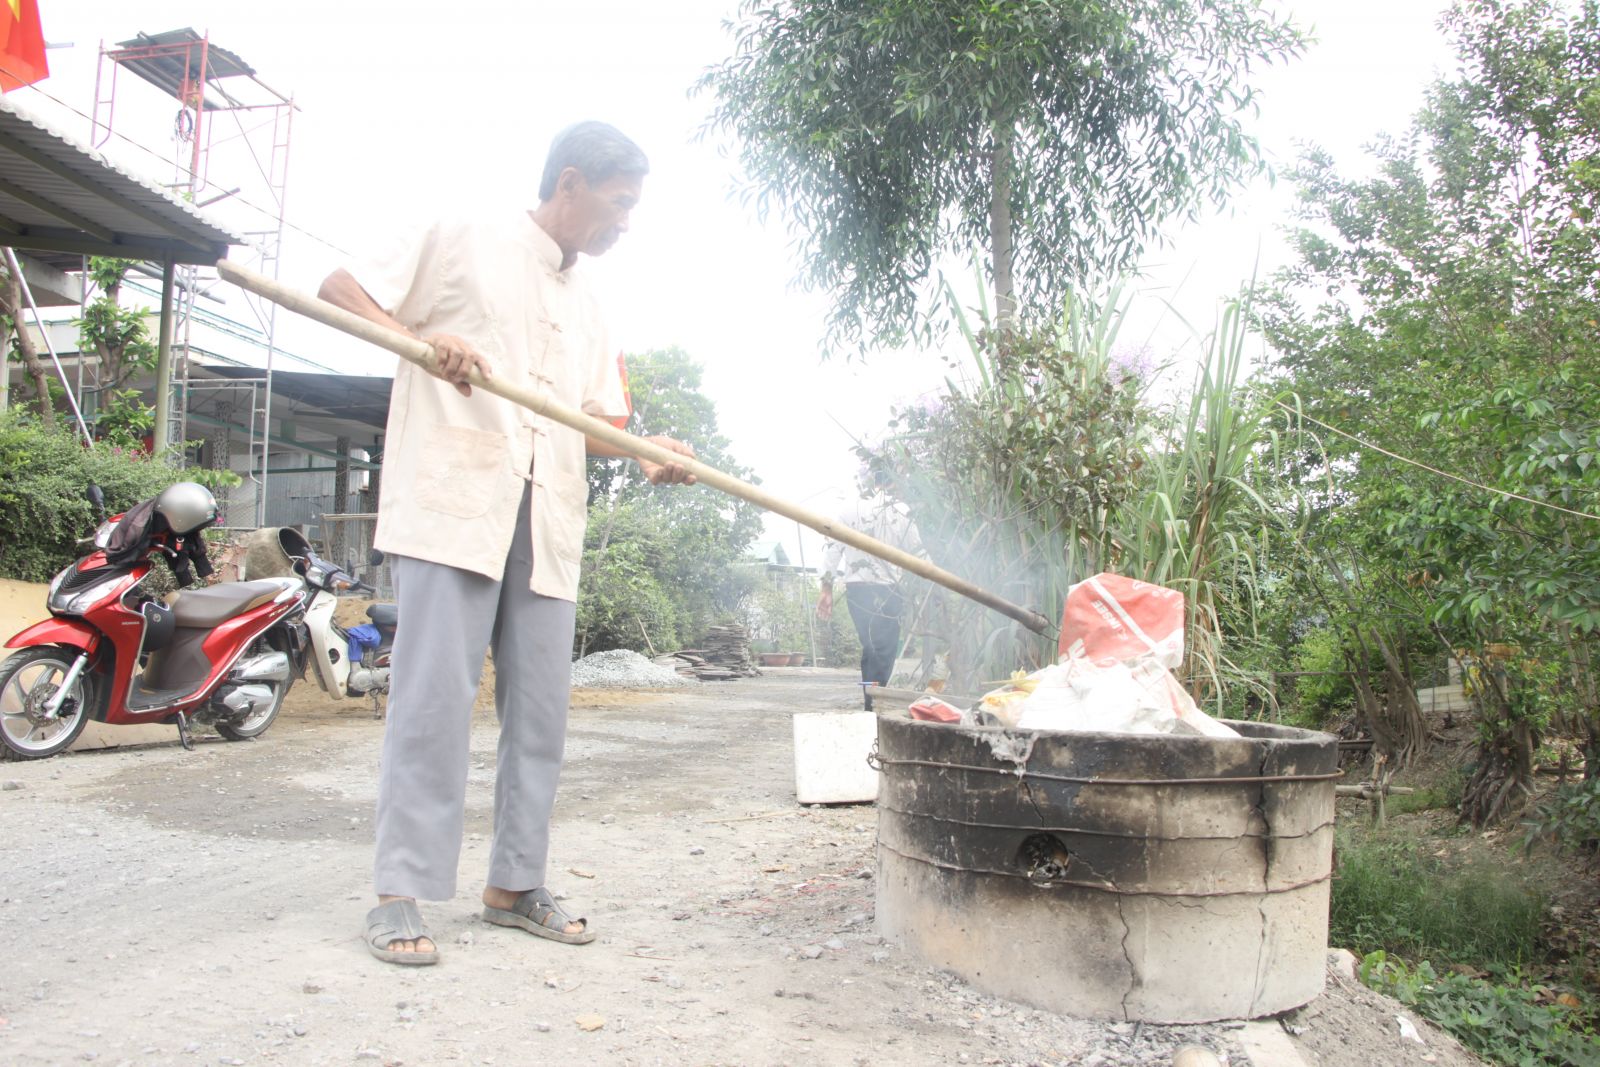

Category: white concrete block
[793, 711, 878, 804]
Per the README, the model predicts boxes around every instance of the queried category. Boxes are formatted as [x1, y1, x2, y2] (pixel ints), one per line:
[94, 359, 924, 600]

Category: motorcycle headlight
[47, 566, 123, 615]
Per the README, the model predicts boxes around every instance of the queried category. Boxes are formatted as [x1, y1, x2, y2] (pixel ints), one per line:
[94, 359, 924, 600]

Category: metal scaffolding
[89, 27, 297, 525]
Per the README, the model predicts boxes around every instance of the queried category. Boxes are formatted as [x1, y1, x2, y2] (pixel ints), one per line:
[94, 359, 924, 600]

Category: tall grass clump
[1331, 828, 1546, 969]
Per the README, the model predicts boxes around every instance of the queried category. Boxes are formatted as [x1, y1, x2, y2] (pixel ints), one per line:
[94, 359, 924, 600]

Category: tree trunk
[1459, 662, 1538, 827]
[1563, 627, 1600, 779]
[988, 123, 1016, 331]
[0, 267, 55, 427]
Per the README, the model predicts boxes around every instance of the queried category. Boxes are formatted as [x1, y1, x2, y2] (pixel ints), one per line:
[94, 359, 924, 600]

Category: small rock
[3, 780, 24, 791]
[291, 1025, 307, 1038]
[870, 951, 890, 964]
[666, 976, 684, 989]
[688, 846, 705, 856]
[218, 1059, 245, 1067]
[184, 1043, 201, 1054]
[534, 1022, 551, 1033]
[799, 945, 824, 960]
[823, 938, 845, 951]
[860, 934, 884, 946]
[574, 1013, 606, 1032]
[758, 924, 775, 937]
[845, 913, 868, 926]
[355, 1051, 381, 1061]
[1171, 1048, 1222, 1067]
[599, 814, 615, 824]
[1328, 947, 1359, 982]
[672, 912, 691, 921]
[300, 981, 323, 994]
[457, 930, 473, 946]
[398, 1009, 416, 1022]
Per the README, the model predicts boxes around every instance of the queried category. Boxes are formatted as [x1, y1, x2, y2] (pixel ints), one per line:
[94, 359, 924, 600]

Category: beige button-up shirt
[356, 213, 627, 601]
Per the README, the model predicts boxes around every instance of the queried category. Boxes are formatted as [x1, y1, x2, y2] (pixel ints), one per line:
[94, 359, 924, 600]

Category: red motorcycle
[0, 483, 308, 760]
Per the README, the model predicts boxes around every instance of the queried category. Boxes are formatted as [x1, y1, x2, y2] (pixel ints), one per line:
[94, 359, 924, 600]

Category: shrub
[0, 413, 181, 582]
[1360, 951, 1600, 1067]
[1523, 776, 1600, 862]
[1331, 828, 1545, 969]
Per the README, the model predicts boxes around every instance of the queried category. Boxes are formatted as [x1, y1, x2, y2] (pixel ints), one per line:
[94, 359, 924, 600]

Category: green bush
[1360, 951, 1600, 1067]
[1285, 626, 1354, 728]
[1523, 776, 1600, 860]
[1331, 828, 1545, 969]
[0, 412, 183, 582]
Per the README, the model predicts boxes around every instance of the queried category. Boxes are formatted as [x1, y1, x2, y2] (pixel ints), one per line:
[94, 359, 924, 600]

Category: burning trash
[875, 571, 1339, 1023]
[933, 573, 1239, 738]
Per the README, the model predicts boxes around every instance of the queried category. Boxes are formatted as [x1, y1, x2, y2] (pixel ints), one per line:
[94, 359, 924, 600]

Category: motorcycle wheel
[0, 647, 98, 761]
[214, 636, 291, 741]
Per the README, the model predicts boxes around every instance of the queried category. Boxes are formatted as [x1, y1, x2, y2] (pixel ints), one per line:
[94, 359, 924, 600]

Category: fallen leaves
[574, 1013, 606, 1032]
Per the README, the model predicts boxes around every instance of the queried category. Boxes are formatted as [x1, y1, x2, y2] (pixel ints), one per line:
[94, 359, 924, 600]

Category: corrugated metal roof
[111, 29, 257, 108]
[0, 94, 239, 265]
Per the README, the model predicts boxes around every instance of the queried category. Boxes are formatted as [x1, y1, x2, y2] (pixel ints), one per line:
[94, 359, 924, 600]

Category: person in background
[816, 466, 921, 710]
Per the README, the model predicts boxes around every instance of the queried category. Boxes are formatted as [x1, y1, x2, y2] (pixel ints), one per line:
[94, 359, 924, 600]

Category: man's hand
[423, 333, 493, 397]
[816, 583, 833, 621]
[639, 435, 697, 485]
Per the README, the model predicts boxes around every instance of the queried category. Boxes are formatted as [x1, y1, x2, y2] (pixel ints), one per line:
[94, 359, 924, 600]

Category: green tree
[76, 258, 159, 446]
[579, 349, 765, 653]
[1262, 0, 1600, 821]
[697, 0, 1304, 349]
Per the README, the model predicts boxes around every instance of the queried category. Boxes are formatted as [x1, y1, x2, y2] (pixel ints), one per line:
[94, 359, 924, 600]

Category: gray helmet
[155, 481, 218, 535]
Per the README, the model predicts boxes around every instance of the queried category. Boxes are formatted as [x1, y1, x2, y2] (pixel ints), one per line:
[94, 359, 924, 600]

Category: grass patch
[1331, 827, 1545, 969]
[1386, 770, 1466, 817]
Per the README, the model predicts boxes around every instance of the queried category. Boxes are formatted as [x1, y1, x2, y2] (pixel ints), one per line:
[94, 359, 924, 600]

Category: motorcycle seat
[366, 603, 398, 628]
[171, 577, 299, 628]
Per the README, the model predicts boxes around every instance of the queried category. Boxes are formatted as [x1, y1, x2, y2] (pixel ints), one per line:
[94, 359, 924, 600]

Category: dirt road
[0, 667, 1479, 1066]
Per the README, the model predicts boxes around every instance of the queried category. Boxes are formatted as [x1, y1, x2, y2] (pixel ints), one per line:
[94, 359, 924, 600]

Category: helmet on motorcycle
[154, 481, 218, 535]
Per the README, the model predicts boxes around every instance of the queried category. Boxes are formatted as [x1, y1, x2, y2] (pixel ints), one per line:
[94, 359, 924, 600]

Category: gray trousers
[373, 487, 577, 901]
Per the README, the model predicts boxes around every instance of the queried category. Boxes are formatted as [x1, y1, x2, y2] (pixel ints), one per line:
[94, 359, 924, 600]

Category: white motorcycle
[265, 530, 395, 718]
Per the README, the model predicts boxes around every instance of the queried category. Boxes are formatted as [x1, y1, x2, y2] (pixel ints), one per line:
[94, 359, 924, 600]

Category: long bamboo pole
[215, 259, 1052, 634]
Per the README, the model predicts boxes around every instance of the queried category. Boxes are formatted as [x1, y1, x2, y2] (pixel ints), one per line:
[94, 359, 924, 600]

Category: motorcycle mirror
[86, 484, 106, 518]
[367, 548, 386, 566]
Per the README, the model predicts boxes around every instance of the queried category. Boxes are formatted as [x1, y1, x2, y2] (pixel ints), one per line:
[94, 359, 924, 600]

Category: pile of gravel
[570, 648, 693, 689]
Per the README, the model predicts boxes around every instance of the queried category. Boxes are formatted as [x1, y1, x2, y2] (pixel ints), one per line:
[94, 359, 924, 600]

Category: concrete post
[152, 255, 176, 457]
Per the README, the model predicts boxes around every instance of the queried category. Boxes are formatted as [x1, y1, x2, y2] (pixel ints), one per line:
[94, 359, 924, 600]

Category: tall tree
[1263, 0, 1600, 822]
[698, 0, 1304, 350]
[579, 349, 765, 653]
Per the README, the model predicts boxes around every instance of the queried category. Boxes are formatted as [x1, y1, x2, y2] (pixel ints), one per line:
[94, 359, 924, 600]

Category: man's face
[571, 171, 643, 257]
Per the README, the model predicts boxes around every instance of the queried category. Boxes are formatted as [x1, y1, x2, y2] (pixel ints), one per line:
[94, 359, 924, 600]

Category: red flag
[0, 0, 47, 92]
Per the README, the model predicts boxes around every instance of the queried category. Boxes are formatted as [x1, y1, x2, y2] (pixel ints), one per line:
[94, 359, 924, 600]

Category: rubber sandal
[482, 886, 595, 945]
[364, 899, 440, 965]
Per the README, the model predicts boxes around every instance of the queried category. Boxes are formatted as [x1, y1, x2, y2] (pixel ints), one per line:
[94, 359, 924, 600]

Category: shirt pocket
[548, 469, 591, 563]
[413, 424, 509, 519]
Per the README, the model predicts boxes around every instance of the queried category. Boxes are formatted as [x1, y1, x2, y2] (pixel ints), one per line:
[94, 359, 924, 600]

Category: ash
[570, 648, 696, 689]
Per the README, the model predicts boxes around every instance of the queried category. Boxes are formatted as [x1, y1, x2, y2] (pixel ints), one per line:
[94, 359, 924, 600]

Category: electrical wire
[13, 79, 352, 258]
[1280, 401, 1600, 523]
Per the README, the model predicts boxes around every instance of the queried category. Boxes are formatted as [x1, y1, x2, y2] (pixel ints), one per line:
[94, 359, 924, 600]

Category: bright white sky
[20, 0, 1456, 561]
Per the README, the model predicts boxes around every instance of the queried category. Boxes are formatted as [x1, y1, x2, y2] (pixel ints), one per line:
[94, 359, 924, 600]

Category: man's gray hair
[538, 121, 649, 201]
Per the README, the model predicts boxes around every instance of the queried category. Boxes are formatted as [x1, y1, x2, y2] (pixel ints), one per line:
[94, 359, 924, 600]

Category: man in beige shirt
[320, 121, 695, 965]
